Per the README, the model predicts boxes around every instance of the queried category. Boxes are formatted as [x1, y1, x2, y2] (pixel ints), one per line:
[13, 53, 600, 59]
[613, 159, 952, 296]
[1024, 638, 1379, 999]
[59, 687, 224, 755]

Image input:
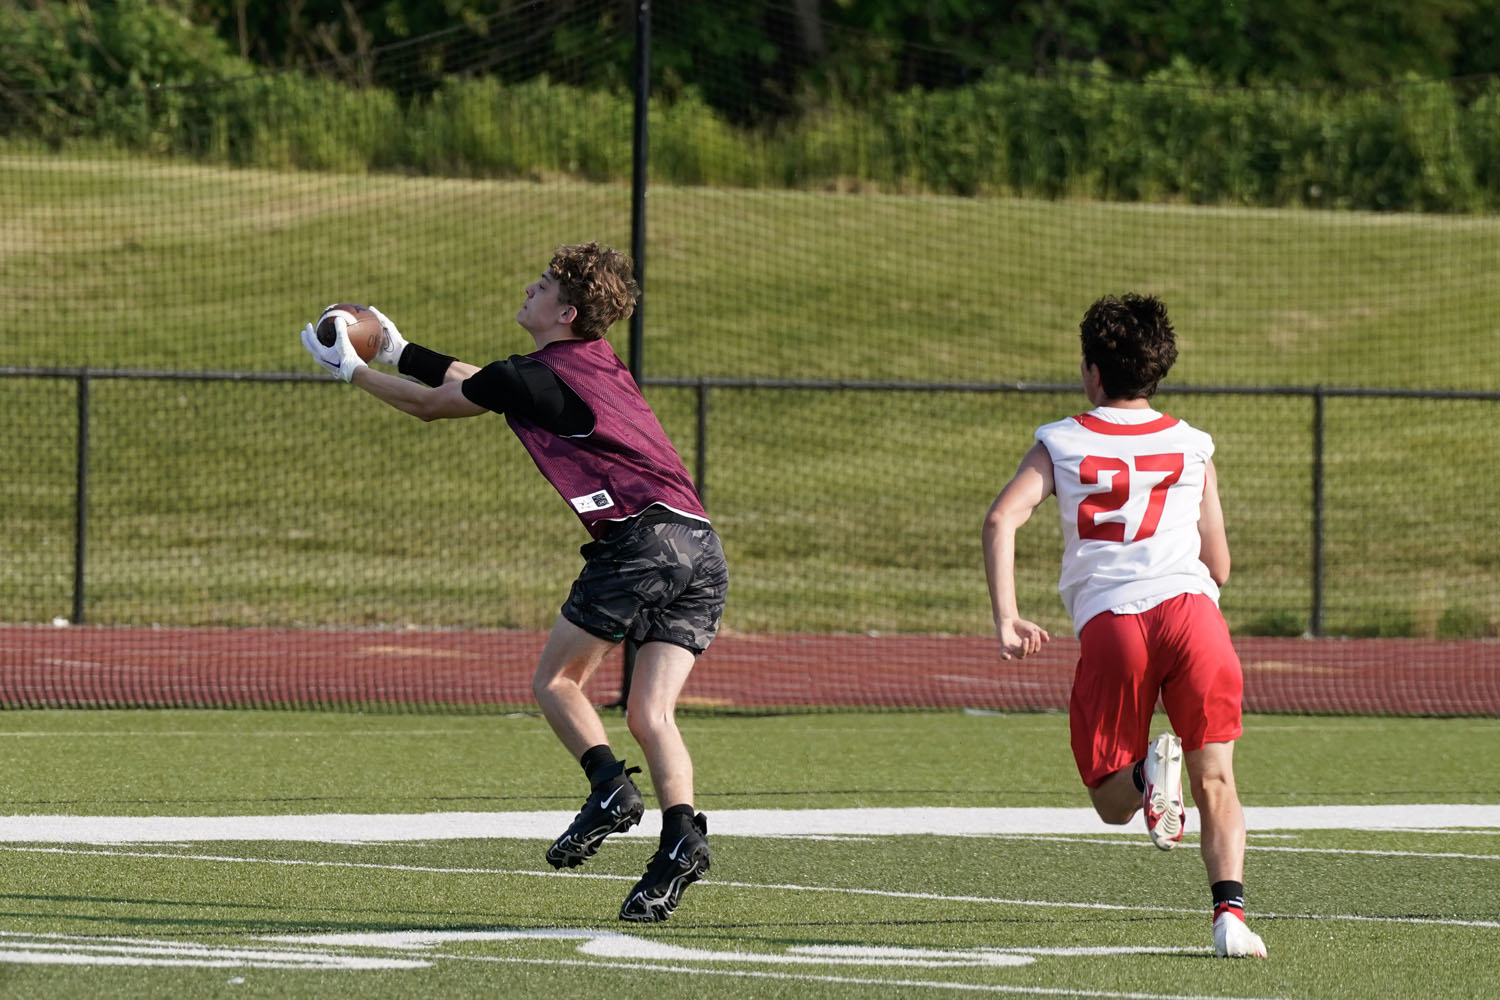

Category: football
[315, 303, 383, 362]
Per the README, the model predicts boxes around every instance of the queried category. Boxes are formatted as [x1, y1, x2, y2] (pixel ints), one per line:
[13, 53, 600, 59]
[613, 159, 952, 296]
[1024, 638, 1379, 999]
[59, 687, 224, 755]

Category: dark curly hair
[548, 242, 640, 341]
[1078, 294, 1178, 400]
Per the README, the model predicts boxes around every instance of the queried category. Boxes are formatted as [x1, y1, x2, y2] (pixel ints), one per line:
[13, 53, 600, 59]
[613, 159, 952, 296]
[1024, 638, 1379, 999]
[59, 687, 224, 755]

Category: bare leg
[1087, 766, 1142, 825]
[617, 640, 711, 923]
[1189, 741, 1265, 956]
[531, 616, 619, 760]
[624, 640, 698, 809]
[1185, 741, 1245, 883]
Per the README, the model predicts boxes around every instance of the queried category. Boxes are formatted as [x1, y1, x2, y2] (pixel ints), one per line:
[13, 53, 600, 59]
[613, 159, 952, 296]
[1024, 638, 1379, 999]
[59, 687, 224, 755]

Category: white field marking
[0, 932, 425, 970]
[424, 953, 1294, 1000]
[787, 945, 1204, 960]
[619, 935, 1030, 968]
[1382, 827, 1500, 836]
[1233, 844, 1500, 861]
[1, 804, 1497, 843]
[0, 928, 1295, 999]
[979, 833, 1500, 861]
[5, 844, 1498, 931]
[270, 929, 1204, 970]
[273, 927, 609, 950]
[277, 928, 1034, 968]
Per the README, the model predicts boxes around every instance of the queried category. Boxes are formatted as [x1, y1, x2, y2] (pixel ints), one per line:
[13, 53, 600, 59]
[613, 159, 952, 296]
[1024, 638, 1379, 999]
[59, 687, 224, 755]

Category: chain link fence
[2, 2, 1495, 711]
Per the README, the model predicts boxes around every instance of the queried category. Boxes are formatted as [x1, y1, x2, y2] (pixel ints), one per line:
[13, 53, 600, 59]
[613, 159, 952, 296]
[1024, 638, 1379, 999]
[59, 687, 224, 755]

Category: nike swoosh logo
[666, 835, 690, 861]
[600, 785, 624, 810]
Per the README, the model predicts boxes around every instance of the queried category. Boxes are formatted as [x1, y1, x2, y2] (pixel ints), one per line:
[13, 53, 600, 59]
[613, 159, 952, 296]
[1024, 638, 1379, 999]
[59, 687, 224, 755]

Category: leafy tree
[0, 0, 242, 135]
[10, 0, 1500, 127]
[815, 0, 1482, 89]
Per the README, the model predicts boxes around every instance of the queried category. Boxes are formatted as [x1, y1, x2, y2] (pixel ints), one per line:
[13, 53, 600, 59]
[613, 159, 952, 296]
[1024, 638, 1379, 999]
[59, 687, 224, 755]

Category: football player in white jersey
[982, 294, 1266, 959]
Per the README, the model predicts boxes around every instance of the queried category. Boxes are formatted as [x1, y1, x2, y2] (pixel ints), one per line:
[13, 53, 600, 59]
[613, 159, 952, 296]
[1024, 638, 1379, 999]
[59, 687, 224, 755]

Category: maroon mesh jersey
[505, 338, 706, 538]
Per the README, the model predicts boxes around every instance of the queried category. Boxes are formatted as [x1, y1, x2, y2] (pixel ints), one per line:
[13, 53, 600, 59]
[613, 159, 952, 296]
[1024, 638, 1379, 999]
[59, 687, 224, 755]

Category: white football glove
[299, 316, 365, 383]
[366, 305, 409, 366]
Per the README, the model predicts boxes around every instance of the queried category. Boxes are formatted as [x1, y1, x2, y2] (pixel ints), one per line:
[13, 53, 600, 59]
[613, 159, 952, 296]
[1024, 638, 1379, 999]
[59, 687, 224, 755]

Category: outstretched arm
[982, 442, 1055, 660]
[300, 307, 487, 421]
[1197, 458, 1231, 586]
[350, 364, 485, 421]
[356, 305, 486, 420]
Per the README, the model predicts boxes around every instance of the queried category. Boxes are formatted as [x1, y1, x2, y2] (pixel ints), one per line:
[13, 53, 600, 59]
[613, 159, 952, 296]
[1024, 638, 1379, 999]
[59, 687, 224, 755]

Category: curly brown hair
[1078, 294, 1178, 400]
[548, 242, 640, 341]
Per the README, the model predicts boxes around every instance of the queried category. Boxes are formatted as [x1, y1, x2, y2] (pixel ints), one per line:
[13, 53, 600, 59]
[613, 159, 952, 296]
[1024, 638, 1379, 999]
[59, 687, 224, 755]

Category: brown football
[315, 303, 382, 361]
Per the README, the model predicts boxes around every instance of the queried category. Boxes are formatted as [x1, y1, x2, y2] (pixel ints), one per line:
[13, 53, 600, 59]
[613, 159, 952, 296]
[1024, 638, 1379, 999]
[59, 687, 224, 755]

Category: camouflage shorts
[561, 513, 728, 654]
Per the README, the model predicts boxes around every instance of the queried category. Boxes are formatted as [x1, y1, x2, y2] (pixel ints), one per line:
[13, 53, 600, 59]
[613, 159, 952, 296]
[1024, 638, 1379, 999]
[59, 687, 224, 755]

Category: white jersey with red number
[1035, 406, 1219, 634]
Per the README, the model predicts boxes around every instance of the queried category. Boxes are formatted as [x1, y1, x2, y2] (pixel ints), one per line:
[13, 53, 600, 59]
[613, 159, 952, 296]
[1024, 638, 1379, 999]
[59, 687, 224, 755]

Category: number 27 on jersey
[1076, 453, 1185, 542]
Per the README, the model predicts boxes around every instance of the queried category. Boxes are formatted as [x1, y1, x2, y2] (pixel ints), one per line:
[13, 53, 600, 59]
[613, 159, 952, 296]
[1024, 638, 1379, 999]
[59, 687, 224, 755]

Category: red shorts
[1070, 592, 1243, 788]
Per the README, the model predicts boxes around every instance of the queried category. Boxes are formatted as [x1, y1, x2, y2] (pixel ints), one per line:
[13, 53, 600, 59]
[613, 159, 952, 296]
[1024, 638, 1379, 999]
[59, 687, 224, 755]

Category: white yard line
[0, 804, 1495, 843]
[981, 834, 1500, 861]
[417, 954, 1299, 1000]
[0, 930, 1298, 997]
[2, 844, 1496, 932]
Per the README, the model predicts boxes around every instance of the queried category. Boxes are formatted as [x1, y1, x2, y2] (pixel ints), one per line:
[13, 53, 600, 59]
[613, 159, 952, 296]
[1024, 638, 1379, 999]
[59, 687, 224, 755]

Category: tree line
[5, 1, 1500, 213]
[7, 0, 1500, 124]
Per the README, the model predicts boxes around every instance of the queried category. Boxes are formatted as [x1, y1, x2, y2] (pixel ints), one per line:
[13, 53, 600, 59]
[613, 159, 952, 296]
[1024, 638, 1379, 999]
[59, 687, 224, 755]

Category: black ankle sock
[580, 745, 622, 786]
[661, 803, 696, 841]
[1131, 759, 1146, 793]
[1211, 880, 1246, 917]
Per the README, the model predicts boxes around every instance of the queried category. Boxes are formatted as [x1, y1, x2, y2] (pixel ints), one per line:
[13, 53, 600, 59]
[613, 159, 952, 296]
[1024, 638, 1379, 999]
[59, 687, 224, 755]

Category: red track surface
[1, 626, 1495, 714]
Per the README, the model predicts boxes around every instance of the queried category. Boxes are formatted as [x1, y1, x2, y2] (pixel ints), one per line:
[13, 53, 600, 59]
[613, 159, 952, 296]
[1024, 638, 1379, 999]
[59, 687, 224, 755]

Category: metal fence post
[695, 378, 708, 505]
[616, 0, 652, 711]
[72, 368, 90, 624]
[1310, 387, 1325, 637]
[626, 0, 650, 387]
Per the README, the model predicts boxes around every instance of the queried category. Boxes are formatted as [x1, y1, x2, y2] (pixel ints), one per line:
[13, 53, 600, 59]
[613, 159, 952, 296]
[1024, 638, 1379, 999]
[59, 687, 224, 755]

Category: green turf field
[1, 709, 1495, 998]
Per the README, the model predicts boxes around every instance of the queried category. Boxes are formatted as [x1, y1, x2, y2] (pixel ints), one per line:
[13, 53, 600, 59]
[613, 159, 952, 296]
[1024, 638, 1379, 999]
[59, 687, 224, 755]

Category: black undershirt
[459, 355, 593, 436]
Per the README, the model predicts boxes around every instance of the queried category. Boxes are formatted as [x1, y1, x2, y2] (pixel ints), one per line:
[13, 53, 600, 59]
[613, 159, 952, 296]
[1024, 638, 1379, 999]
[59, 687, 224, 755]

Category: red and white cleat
[1141, 732, 1185, 850]
[1213, 910, 1268, 958]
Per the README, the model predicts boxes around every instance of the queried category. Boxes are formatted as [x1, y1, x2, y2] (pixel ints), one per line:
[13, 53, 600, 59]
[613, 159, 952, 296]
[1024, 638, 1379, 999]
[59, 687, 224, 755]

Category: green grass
[6, 710, 1495, 814]
[1, 153, 1497, 636]
[0, 709, 1495, 998]
[8, 160, 1494, 389]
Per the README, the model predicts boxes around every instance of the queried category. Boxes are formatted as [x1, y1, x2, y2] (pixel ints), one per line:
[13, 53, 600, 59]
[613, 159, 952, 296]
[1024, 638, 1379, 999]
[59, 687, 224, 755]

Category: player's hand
[299, 319, 365, 383]
[366, 305, 408, 366]
[996, 616, 1050, 660]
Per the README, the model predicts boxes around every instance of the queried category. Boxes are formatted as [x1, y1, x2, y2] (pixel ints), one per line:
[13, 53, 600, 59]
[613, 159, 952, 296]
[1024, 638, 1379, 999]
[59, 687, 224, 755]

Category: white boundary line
[984, 834, 1500, 861]
[0, 931, 1295, 998]
[419, 953, 1296, 1000]
[0, 804, 1496, 843]
[3, 844, 1495, 930]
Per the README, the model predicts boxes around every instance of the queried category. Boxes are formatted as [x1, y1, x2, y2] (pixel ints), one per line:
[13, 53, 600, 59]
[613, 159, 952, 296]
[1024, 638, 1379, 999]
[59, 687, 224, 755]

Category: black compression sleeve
[460, 360, 526, 414]
[461, 357, 592, 436]
[397, 343, 458, 388]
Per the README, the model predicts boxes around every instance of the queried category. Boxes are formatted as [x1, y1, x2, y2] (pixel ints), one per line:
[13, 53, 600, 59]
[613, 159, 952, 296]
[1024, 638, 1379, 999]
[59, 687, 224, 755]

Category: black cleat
[546, 766, 644, 869]
[619, 812, 711, 923]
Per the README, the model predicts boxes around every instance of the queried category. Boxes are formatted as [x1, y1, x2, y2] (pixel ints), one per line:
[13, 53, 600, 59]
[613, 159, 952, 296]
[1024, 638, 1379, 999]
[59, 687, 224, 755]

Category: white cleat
[1214, 911, 1267, 958]
[1142, 732, 1185, 850]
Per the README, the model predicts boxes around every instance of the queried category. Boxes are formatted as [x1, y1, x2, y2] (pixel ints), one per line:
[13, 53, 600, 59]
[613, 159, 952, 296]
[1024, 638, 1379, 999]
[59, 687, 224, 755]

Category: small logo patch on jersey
[570, 489, 616, 513]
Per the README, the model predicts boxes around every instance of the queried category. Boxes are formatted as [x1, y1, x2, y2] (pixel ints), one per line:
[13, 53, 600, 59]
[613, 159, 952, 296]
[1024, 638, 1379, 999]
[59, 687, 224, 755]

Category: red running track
[0, 626, 1495, 715]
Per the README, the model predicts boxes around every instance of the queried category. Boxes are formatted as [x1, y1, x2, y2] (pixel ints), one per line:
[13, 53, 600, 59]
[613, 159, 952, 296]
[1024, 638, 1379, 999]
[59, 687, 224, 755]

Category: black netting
[1, 1, 1495, 713]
